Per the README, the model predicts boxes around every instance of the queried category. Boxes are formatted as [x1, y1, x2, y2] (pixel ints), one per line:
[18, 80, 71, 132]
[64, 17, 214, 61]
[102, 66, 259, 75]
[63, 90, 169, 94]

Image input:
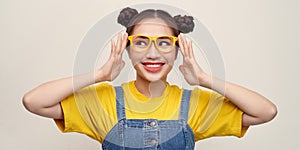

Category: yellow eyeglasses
[128, 34, 178, 53]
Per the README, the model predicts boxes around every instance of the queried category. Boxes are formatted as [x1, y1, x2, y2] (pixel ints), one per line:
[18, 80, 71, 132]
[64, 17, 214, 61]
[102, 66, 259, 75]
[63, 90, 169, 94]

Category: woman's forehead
[132, 18, 174, 36]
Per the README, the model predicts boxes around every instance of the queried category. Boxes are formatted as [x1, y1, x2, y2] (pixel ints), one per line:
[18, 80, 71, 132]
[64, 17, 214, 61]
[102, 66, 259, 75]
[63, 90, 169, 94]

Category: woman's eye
[159, 41, 171, 46]
[135, 40, 147, 46]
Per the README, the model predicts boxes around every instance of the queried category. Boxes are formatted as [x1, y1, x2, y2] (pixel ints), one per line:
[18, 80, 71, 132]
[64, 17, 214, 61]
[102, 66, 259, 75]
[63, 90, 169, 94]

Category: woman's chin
[142, 74, 165, 83]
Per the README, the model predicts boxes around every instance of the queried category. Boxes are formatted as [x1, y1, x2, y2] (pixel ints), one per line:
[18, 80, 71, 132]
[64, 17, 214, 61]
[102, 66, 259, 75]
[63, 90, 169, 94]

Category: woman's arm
[23, 33, 128, 119]
[178, 34, 277, 126]
[23, 72, 97, 119]
[200, 76, 277, 126]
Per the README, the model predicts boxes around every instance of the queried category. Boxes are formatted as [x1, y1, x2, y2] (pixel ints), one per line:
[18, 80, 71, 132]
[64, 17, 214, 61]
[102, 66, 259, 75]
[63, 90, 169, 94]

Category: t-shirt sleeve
[188, 87, 249, 141]
[54, 87, 102, 142]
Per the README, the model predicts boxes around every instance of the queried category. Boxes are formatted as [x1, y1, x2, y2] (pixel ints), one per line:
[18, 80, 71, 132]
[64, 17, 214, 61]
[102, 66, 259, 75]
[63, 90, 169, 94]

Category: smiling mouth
[142, 62, 165, 72]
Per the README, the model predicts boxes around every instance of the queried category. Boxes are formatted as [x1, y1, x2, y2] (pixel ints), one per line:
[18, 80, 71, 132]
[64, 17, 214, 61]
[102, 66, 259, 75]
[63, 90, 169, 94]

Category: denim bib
[102, 86, 195, 150]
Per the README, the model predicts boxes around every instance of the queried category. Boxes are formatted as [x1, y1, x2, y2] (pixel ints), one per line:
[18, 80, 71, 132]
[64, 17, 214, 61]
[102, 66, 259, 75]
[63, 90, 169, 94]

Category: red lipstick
[142, 62, 165, 73]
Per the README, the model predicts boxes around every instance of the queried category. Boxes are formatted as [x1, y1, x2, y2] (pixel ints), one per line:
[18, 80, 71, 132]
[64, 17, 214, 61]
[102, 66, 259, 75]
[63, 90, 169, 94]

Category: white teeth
[146, 64, 160, 68]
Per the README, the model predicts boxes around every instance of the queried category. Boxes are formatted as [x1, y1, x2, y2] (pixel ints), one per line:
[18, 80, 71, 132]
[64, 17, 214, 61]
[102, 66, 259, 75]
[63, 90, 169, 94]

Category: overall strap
[114, 86, 126, 121]
[179, 89, 192, 121]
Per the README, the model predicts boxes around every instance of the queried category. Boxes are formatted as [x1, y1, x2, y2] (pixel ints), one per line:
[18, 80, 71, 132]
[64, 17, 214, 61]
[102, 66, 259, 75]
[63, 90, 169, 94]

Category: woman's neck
[134, 77, 167, 98]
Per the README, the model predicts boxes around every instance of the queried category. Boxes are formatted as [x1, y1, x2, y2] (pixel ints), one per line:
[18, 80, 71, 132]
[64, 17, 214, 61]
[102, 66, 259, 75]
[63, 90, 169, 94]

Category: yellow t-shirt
[55, 81, 248, 143]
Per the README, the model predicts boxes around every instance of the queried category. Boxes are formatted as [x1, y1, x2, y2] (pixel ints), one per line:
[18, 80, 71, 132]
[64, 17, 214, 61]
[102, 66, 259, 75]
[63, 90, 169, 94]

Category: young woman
[23, 7, 277, 149]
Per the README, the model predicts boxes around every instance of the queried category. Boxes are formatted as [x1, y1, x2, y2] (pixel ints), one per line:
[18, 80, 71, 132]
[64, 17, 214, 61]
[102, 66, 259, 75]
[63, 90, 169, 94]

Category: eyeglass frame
[127, 34, 178, 53]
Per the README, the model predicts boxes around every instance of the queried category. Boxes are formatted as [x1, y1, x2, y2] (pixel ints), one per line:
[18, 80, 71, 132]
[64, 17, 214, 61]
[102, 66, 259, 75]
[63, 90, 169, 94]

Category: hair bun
[117, 7, 138, 27]
[174, 15, 195, 33]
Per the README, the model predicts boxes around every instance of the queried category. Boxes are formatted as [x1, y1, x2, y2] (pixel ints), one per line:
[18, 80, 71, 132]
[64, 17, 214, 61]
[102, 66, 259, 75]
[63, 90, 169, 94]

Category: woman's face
[128, 18, 178, 83]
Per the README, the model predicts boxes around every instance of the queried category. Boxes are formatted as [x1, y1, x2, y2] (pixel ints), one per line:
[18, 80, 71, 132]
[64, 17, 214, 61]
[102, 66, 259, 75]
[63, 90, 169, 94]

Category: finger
[188, 40, 194, 59]
[181, 34, 189, 58]
[178, 34, 186, 56]
[120, 32, 128, 54]
[116, 33, 122, 54]
[110, 39, 116, 57]
[115, 33, 122, 54]
[181, 35, 189, 58]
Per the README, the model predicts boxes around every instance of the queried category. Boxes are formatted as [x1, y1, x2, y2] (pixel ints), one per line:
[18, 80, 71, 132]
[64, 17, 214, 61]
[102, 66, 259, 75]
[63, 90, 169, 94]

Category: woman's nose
[145, 42, 161, 59]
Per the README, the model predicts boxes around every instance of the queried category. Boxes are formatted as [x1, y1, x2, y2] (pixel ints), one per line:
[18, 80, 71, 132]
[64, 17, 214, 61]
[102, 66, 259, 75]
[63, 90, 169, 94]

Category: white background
[1, 0, 299, 149]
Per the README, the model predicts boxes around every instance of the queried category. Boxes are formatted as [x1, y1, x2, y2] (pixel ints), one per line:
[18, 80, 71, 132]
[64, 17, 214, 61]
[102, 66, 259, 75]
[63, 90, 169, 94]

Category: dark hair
[117, 7, 195, 36]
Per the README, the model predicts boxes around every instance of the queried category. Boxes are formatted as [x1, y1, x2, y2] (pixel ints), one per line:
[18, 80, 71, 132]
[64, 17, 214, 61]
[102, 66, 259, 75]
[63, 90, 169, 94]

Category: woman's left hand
[178, 34, 209, 86]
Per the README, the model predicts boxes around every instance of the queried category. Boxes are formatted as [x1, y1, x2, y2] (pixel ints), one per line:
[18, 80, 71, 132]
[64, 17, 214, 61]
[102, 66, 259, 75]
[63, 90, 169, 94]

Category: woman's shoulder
[94, 81, 127, 91]
[167, 84, 213, 95]
[94, 81, 134, 94]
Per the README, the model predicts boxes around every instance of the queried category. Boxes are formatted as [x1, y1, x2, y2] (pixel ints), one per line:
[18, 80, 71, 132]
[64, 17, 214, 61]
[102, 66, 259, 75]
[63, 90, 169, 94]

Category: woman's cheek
[164, 53, 177, 67]
[129, 52, 144, 66]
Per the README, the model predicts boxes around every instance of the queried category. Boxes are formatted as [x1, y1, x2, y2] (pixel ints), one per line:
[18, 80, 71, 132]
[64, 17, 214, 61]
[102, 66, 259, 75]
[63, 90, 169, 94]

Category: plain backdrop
[1, 0, 299, 150]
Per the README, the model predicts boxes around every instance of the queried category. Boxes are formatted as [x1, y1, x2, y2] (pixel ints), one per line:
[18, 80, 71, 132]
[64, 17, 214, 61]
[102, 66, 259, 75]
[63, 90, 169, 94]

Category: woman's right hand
[95, 32, 128, 82]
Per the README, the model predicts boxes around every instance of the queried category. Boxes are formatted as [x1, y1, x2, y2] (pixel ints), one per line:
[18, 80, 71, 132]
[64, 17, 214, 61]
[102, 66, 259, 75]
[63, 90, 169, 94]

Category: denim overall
[102, 86, 195, 150]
